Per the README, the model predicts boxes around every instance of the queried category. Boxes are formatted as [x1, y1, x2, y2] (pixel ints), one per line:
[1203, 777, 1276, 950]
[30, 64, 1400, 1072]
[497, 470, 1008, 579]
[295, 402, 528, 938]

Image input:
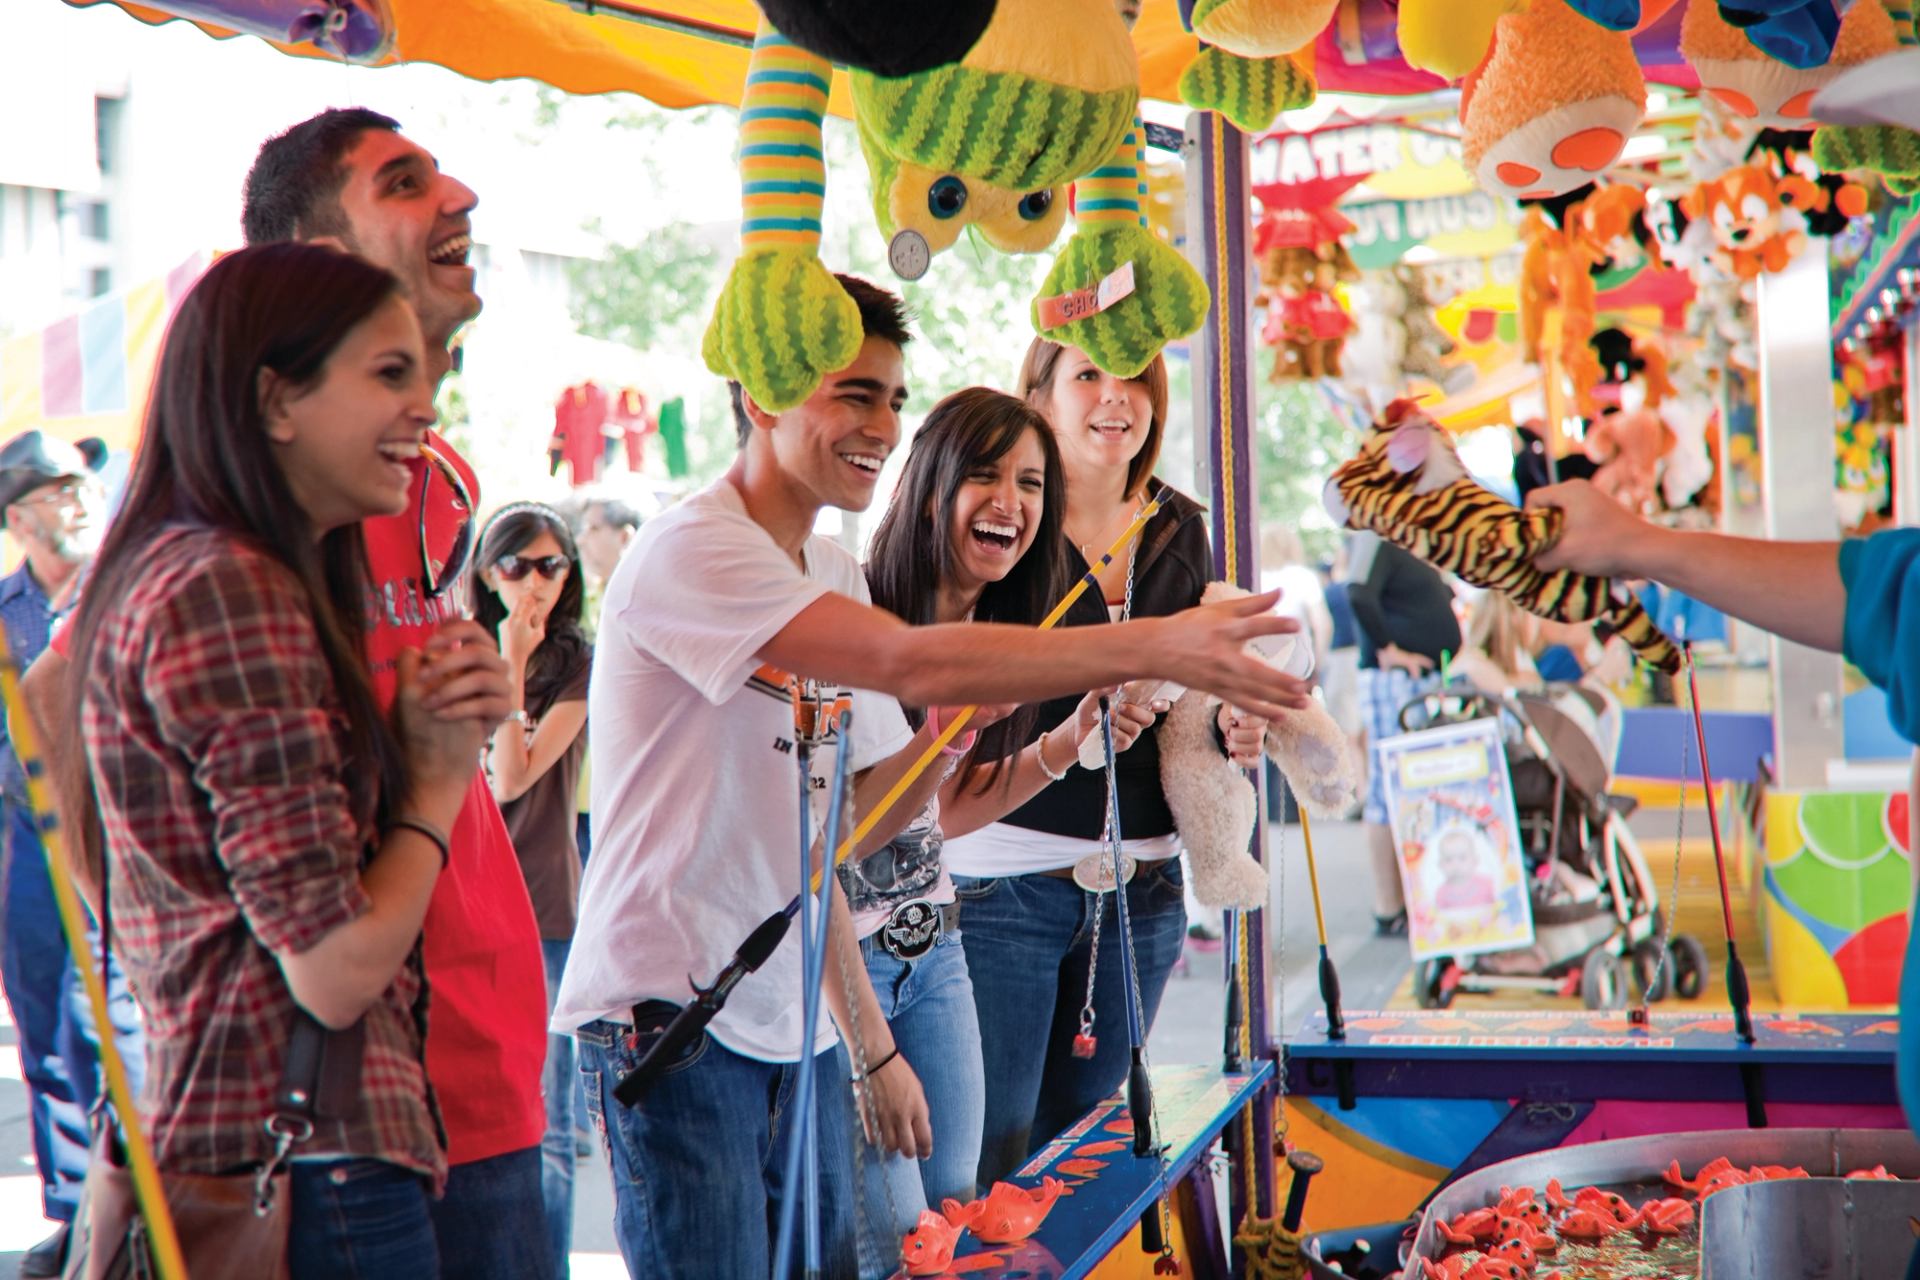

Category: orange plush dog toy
[1681, 163, 1810, 279]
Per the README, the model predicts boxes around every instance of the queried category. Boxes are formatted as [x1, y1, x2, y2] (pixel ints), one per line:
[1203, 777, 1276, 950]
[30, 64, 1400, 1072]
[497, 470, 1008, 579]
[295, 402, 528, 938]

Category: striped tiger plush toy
[1324, 399, 1681, 674]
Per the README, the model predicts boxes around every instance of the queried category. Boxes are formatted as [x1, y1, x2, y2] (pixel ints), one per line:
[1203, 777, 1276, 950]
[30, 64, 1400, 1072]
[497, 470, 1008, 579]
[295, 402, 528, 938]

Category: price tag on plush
[1036, 260, 1136, 330]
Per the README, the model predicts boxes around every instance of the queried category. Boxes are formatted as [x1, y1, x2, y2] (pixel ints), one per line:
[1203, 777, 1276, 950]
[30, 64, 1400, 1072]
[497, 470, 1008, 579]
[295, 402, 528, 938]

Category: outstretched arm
[1527, 480, 1843, 653]
[758, 589, 1311, 721]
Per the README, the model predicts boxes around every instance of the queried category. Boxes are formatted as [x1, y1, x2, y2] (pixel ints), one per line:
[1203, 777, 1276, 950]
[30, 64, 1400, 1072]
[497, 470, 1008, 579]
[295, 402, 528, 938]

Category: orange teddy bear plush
[1681, 163, 1811, 279]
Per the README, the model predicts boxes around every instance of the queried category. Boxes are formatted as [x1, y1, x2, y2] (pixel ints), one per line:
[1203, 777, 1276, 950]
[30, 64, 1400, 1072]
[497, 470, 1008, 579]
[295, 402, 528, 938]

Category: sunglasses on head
[494, 554, 570, 582]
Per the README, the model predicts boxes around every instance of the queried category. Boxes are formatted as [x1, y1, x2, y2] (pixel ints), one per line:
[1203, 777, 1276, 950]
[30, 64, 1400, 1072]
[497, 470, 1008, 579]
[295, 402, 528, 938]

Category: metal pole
[1183, 108, 1276, 1270]
[1754, 244, 1844, 789]
[1902, 320, 1920, 528]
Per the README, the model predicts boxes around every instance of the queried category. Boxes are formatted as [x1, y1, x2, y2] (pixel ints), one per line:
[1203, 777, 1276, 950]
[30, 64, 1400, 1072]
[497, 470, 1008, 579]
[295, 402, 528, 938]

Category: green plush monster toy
[846, 0, 1140, 263]
[1179, 0, 1336, 132]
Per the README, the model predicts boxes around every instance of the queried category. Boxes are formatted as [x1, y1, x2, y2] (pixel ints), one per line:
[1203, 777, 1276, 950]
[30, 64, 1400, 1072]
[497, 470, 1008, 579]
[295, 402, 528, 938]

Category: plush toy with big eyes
[1683, 0, 1896, 129]
[847, 0, 1138, 264]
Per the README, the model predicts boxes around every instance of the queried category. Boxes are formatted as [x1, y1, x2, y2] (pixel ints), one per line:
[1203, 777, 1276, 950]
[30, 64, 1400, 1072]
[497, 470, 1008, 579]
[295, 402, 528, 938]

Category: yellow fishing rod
[614, 495, 1163, 1105]
[0, 623, 186, 1280]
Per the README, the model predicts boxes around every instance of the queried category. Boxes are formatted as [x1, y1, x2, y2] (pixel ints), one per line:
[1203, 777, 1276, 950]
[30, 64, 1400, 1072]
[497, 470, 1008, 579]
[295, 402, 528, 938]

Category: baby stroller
[1397, 684, 1710, 1011]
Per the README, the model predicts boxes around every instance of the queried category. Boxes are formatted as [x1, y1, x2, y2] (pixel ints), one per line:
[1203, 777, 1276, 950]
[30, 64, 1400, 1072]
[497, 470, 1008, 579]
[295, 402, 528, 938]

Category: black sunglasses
[420, 442, 474, 600]
[495, 554, 570, 582]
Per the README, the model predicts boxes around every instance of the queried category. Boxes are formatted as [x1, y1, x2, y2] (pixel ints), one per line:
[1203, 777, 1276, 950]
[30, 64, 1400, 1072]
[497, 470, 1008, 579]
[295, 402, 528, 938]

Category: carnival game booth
[52, 2, 1920, 1278]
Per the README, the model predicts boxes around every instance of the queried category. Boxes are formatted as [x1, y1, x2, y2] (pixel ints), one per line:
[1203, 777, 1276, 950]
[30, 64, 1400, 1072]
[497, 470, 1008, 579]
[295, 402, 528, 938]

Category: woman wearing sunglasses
[471, 502, 592, 1280]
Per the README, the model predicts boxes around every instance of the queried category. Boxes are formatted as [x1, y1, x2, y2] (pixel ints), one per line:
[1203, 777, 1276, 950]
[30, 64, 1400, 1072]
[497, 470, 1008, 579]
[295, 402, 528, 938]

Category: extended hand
[1527, 479, 1656, 577]
[1162, 590, 1312, 720]
[857, 1051, 932, 1160]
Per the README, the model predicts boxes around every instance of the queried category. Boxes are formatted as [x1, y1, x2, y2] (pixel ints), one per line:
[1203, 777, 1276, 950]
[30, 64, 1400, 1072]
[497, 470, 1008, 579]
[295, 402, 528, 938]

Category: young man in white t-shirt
[556, 276, 1314, 1277]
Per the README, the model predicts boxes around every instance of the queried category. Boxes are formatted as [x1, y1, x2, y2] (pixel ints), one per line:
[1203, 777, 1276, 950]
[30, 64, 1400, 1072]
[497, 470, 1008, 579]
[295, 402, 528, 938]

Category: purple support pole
[1183, 109, 1274, 1275]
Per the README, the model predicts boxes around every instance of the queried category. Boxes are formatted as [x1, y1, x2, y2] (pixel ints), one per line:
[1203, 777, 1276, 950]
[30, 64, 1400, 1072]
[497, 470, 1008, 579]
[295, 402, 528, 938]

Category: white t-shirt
[552, 480, 911, 1062]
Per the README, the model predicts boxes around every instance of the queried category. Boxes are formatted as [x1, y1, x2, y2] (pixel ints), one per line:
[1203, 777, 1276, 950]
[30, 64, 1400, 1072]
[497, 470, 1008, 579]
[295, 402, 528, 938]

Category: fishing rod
[1681, 642, 1767, 1127]
[0, 623, 187, 1279]
[616, 497, 1165, 1105]
[772, 707, 854, 1280]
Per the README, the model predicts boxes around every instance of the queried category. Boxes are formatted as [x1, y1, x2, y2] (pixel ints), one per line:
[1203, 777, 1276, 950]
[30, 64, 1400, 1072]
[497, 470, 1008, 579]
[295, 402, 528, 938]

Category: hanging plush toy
[1395, 265, 1460, 388]
[702, 23, 862, 413]
[1032, 118, 1213, 378]
[1178, 0, 1336, 132]
[848, 1, 1209, 380]
[1750, 128, 1870, 233]
[756, 0, 998, 77]
[1458, 0, 1648, 200]
[1681, 0, 1896, 128]
[1680, 162, 1811, 277]
[847, 0, 1138, 265]
[1323, 399, 1683, 673]
[1160, 583, 1358, 910]
[1717, 0, 1857, 68]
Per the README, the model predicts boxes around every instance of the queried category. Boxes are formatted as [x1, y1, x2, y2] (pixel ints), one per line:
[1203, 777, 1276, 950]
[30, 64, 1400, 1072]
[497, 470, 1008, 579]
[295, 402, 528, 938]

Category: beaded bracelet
[1036, 729, 1071, 782]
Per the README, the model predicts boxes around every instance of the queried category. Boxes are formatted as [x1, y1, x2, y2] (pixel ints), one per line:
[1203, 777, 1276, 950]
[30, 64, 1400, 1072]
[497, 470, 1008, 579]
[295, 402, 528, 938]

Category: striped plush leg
[702, 21, 862, 412]
[1033, 118, 1211, 378]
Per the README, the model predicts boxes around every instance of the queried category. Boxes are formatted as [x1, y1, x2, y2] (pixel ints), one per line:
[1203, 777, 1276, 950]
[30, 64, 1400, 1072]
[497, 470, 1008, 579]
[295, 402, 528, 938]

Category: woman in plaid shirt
[62, 243, 512, 1278]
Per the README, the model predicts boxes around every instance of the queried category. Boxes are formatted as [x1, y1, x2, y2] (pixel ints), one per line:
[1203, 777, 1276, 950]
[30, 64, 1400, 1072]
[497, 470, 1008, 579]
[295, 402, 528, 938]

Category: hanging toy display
[1520, 183, 1648, 416]
[1396, 264, 1463, 390]
[1324, 399, 1683, 673]
[1178, 0, 1335, 132]
[1251, 172, 1364, 383]
[1458, 0, 1648, 201]
[1033, 118, 1213, 377]
[1680, 161, 1812, 278]
[1749, 128, 1871, 234]
[1683, 0, 1897, 128]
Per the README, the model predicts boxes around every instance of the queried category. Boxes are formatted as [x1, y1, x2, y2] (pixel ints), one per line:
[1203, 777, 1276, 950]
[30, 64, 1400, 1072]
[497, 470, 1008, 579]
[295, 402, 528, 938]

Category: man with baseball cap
[0, 429, 141, 1276]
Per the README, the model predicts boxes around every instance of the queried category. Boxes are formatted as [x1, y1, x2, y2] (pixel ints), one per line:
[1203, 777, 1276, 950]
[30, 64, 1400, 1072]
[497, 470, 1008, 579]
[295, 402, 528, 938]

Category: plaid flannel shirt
[82, 528, 444, 1187]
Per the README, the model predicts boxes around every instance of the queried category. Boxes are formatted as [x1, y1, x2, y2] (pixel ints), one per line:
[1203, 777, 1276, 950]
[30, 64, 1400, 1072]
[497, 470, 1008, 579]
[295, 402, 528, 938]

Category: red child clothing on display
[550, 382, 610, 487]
[608, 387, 656, 475]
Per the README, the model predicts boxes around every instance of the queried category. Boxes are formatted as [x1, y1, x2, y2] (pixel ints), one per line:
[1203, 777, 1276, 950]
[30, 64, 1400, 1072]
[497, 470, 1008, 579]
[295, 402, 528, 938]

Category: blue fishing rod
[773, 705, 854, 1279]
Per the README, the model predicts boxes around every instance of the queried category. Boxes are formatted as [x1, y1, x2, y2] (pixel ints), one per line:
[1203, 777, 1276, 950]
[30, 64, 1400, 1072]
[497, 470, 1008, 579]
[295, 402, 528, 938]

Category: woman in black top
[473, 503, 592, 1280]
[946, 341, 1267, 1185]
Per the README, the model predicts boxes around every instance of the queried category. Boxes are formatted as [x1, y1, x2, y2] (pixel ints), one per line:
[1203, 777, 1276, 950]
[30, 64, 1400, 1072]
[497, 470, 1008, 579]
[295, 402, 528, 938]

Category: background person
[0, 431, 143, 1277]
[473, 502, 593, 1280]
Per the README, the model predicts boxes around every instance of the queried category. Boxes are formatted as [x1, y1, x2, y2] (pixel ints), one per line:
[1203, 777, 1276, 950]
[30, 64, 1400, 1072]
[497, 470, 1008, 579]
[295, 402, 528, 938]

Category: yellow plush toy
[1179, 0, 1335, 132]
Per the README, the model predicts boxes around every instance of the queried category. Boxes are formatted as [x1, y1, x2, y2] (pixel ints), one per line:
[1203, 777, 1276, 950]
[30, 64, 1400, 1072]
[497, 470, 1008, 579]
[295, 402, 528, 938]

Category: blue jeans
[540, 938, 576, 1280]
[577, 1017, 859, 1278]
[0, 800, 144, 1221]
[955, 858, 1188, 1186]
[838, 929, 984, 1280]
[289, 1159, 438, 1280]
[427, 1145, 554, 1280]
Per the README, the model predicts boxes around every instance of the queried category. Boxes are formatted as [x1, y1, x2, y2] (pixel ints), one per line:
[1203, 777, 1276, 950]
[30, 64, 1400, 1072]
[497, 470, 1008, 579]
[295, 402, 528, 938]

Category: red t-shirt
[361, 432, 546, 1165]
[56, 431, 548, 1166]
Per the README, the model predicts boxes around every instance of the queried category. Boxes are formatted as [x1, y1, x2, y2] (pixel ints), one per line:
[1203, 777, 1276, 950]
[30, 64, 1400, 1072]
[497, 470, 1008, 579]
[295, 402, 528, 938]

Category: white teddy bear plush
[1155, 581, 1360, 909]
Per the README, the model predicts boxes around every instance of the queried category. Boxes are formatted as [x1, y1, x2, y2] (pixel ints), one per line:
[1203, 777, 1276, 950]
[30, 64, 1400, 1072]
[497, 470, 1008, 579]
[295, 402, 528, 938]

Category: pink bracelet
[927, 705, 977, 757]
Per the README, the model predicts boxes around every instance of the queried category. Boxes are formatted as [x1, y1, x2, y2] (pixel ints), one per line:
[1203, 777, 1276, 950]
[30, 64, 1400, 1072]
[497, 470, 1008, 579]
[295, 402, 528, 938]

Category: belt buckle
[879, 898, 942, 960]
[1072, 850, 1136, 893]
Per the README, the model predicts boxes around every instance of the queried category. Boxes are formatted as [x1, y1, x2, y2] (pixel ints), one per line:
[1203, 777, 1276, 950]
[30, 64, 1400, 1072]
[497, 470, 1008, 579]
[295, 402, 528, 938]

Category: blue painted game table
[936, 1060, 1274, 1280]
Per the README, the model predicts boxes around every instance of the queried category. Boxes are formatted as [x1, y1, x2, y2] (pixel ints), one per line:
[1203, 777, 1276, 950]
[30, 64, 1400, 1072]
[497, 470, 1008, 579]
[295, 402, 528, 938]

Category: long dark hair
[867, 387, 1068, 791]
[64, 242, 410, 888]
[470, 502, 590, 705]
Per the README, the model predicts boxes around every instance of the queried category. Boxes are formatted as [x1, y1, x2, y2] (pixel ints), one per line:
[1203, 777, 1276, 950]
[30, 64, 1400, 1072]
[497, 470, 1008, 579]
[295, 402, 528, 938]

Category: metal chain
[1073, 511, 1143, 1044]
